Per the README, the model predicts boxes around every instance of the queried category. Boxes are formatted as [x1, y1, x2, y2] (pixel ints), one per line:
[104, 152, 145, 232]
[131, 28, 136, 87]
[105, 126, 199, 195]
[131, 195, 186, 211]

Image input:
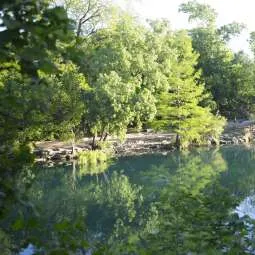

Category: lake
[1, 145, 255, 254]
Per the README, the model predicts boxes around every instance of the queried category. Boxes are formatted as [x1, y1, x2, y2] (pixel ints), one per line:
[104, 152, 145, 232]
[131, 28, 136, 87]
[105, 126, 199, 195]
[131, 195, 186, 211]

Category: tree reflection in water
[1, 146, 255, 254]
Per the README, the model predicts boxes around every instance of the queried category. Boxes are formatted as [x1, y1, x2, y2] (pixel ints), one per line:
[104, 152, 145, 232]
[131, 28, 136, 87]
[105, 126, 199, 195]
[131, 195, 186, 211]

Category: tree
[249, 31, 255, 58]
[229, 52, 255, 117]
[0, 61, 89, 146]
[52, 0, 110, 36]
[218, 22, 246, 42]
[151, 30, 225, 148]
[179, 0, 217, 27]
[0, 0, 73, 76]
[179, 1, 253, 119]
[76, 14, 164, 144]
[0, 0, 91, 151]
[84, 71, 138, 143]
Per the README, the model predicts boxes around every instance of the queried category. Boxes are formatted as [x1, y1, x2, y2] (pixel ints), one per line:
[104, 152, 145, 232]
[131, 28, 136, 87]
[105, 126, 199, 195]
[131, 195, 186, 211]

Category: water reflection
[1, 146, 255, 254]
[237, 196, 255, 219]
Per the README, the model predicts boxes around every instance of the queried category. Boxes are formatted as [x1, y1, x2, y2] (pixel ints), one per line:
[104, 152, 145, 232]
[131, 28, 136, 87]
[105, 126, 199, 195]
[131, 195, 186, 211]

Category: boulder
[51, 154, 62, 161]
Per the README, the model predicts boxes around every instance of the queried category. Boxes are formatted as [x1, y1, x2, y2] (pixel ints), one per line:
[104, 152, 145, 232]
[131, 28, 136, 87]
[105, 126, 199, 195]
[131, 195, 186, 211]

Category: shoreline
[34, 121, 255, 163]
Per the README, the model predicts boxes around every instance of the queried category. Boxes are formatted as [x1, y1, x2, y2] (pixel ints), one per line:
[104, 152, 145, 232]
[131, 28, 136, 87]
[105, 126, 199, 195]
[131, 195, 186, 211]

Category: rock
[47, 161, 54, 167]
[34, 149, 44, 158]
[238, 138, 244, 143]
[59, 150, 67, 155]
[51, 154, 62, 161]
[243, 130, 253, 143]
[232, 137, 239, 144]
[48, 149, 55, 156]
[208, 136, 219, 146]
[66, 155, 71, 160]
[75, 147, 83, 153]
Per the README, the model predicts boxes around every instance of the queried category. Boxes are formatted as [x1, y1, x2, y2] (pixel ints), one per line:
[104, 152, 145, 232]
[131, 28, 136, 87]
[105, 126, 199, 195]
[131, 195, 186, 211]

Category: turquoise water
[1, 146, 255, 254]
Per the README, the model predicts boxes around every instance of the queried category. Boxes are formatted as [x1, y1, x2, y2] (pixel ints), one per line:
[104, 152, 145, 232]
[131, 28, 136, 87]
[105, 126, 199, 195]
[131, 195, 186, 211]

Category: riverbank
[34, 132, 176, 162]
[33, 121, 255, 163]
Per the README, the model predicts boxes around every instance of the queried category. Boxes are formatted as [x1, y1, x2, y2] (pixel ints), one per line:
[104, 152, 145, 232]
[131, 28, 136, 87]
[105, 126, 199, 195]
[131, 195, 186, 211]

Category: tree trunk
[103, 132, 108, 141]
[92, 135, 97, 150]
[175, 134, 181, 150]
[71, 129, 76, 157]
[99, 132, 104, 141]
[76, 20, 82, 37]
[99, 126, 106, 141]
[71, 139, 75, 157]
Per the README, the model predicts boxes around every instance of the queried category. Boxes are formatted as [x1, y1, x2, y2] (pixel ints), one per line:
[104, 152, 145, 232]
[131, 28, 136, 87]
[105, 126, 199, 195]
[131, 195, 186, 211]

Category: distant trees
[179, 0, 255, 119]
[52, 0, 110, 36]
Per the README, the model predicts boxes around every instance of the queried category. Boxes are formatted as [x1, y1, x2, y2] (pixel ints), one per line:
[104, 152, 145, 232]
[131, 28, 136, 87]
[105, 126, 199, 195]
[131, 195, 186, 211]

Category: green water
[1, 146, 255, 254]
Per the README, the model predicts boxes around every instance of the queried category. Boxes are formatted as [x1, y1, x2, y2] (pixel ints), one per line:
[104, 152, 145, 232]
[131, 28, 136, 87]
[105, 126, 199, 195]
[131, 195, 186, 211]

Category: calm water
[1, 146, 255, 254]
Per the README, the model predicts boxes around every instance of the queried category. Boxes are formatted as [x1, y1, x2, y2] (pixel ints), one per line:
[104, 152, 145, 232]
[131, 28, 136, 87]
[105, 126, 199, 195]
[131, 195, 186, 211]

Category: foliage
[137, 149, 254, 254]
[78, 15, 160, 140]
[53, 0, 110, 36]
[179, 0, 254, 119]
[0, 61, 88, 145]
[249, 31, 255, 57]
[2, 147, 255, 254]
[0, 0, 73, 76]
[151, 29, 226, 148]
[85, 71, 138, 139]
[0, 0, 230, 150]
[1, 1, 255, 254]
[78, 149, 112, 176]
[179, 0, 217, 27]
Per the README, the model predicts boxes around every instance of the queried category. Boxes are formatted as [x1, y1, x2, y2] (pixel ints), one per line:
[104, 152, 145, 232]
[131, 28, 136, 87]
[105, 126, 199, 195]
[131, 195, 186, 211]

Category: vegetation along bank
[1, 0, 255, 163]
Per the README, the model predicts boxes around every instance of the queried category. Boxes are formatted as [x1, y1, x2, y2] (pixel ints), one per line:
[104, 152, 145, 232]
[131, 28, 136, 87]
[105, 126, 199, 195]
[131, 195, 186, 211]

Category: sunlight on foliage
[78, 150, 113, 176]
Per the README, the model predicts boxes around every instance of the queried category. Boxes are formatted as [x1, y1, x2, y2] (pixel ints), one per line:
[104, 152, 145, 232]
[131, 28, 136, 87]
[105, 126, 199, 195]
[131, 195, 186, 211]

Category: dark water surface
[1, 146, 255, 254]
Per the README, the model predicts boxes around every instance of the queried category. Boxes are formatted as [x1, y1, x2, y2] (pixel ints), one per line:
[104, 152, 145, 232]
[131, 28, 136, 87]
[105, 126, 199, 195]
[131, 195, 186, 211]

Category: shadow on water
[1, 145, 255, 254]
